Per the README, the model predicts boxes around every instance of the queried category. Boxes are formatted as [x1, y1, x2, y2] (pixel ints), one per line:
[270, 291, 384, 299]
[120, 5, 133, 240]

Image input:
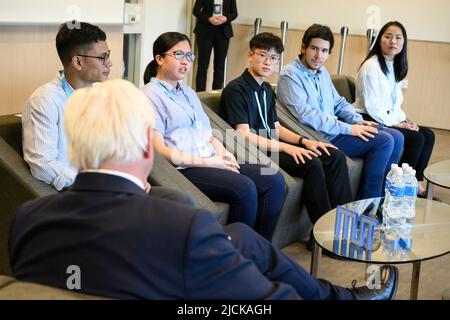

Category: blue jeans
[181, 164, 285, 241]
[331, 128, 404, 199]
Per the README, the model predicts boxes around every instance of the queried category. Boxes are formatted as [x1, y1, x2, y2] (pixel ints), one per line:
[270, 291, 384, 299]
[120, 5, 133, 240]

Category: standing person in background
[193, 0, 238, 91]
[353, 21, 435, 197]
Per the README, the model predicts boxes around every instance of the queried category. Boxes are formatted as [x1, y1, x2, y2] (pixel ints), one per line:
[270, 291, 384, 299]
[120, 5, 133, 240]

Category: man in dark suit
[9, 79, 398, 300]
[193, 0, 238, 91]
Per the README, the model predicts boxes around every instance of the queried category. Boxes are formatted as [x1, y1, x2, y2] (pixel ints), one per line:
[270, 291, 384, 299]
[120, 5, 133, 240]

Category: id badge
[213, 4, 222, 16]
[196, 140, 211, 158]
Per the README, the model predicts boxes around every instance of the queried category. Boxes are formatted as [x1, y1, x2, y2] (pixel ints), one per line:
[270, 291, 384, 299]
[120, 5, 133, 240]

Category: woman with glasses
[220, 33, 353, 251]
[353, 21, 435, 197]
[142, 32, 285, 241]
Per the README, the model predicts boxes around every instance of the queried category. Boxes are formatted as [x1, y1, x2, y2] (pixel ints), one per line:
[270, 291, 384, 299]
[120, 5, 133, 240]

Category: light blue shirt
[141, 79, 216, 163]
[277, 58, 363, 141]
[22, 71, 78, 191]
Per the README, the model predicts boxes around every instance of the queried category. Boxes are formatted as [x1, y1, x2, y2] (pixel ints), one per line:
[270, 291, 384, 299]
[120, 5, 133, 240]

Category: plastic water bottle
[383, 164, 399, 213]
[403, 168, 418, 219]
[402, 163, 410, 173]
[386, 168, 405, 228]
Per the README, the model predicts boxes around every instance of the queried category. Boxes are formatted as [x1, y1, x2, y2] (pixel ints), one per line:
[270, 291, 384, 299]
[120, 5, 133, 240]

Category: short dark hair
[300, 24, 334, 58]
[56, 21, 107, 66]
[143, 32, 191, 84]
[249, 32, 284, 54]
[361, 21, 408, 82]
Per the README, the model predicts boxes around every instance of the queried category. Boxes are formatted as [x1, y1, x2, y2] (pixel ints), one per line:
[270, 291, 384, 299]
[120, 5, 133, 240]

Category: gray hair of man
[64, 79, 155, 179]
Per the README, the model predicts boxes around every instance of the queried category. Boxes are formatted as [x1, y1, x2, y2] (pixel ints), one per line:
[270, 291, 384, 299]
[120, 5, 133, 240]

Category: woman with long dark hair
[142, 32, 285, 241]
[354, 21, 435, 196]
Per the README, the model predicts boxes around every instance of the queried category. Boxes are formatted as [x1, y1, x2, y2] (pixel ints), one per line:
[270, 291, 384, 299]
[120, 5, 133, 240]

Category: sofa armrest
[148, 152, 228, 225]
[0, 138, 57, 275]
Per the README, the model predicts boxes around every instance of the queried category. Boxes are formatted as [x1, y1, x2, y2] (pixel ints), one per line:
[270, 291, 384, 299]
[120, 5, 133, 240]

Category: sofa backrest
[331, 75, 356, 103]
[0, 115, 23, 156]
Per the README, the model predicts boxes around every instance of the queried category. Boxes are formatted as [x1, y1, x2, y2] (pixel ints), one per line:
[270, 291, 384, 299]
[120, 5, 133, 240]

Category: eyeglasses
[162, 51, 195, 62]
[76, 50, 111, 66]
[252, 51, 280, 65]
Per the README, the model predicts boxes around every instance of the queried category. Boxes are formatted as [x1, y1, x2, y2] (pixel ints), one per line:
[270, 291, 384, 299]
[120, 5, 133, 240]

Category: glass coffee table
[424, 159, 450, 199]
[311, 198, 450, 300]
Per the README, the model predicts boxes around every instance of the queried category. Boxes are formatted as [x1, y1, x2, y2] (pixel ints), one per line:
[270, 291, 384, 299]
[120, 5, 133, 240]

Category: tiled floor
[282, 128, 450, 300]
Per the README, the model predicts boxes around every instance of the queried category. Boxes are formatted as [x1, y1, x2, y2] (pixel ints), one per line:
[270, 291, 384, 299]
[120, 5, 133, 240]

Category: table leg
[310, 242, 321, 277]
[426, 181, 433, 200]
[410, 261, 421, 300]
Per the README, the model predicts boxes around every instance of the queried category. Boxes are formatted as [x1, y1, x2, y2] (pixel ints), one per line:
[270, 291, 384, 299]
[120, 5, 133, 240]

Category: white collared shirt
[22, 71, 78, 191]
[353, 55, 406, 126]
[83, 169, 145, 190]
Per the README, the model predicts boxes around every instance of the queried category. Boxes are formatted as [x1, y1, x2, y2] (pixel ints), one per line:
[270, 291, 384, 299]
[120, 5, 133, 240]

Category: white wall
[235, 0, 450, 43]
[139, 0, 189, 86]
[0, 0, 124, 25]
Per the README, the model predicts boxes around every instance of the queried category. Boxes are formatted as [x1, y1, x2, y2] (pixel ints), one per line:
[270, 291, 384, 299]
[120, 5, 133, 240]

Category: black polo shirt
[220, 69, 278, 139]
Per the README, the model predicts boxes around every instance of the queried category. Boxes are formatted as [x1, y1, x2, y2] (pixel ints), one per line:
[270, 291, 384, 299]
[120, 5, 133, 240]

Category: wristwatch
[298, 136, 304, 146]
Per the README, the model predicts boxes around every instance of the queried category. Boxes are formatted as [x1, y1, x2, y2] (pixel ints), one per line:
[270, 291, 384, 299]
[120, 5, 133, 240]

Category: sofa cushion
[0, 275, 106, 300]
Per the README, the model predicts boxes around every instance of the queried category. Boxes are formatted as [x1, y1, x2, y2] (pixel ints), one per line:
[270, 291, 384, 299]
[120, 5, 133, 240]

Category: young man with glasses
[22, 21, 112, 191]
[220, 33, 353, 250]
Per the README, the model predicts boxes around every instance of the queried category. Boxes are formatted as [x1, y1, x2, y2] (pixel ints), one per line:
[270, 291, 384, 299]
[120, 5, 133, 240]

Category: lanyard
[254, 91, 272, 138]
[152, 78, 198, 126]
[305, 73, 324, 111]
[58, 71, 74, 98]
[386, 68, 398, 106]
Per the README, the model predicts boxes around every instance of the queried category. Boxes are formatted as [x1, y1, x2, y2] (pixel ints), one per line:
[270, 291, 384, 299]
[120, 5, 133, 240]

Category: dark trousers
[225, 223, 355, 300]
[195, 31, 230, 91]
[181, 164, 285, 241]
[275, 148, 353, 225]
[391, 126, 435, 181]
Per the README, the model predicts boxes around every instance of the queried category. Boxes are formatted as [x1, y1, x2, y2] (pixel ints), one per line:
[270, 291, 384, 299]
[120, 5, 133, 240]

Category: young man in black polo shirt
[220, 32, 353, 250]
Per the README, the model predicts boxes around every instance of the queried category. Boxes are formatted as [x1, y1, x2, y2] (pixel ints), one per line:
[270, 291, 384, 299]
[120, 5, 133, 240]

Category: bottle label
[390, 186, 405, 197]
[405, 186, 417, 197]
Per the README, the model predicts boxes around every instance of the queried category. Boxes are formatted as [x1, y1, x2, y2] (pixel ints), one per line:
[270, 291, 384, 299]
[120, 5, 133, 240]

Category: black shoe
[350, 265, 399, 300]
